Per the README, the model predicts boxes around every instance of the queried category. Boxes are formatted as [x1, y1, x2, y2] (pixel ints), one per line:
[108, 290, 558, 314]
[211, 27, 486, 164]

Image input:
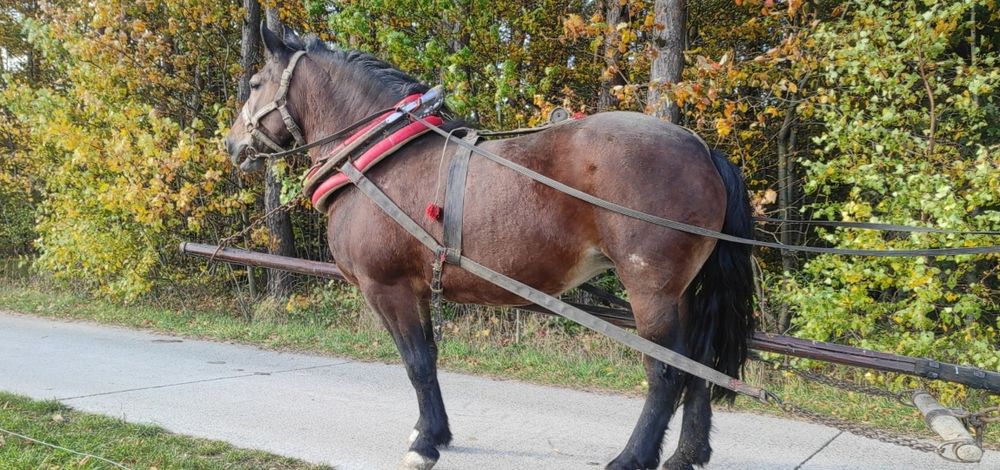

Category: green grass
[0, 391, 331, 469]
[0, 268, 996, 450]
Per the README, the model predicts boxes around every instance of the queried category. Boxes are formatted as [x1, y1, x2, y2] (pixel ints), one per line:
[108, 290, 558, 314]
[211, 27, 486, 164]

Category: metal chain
[952, 406, 1000, 451]
[212, 194, 303, 261]
[754, 356, 915, 406]
[768, 398, 941, 454]
[429, 251, 445, 342]
[755, 356, 995, 460]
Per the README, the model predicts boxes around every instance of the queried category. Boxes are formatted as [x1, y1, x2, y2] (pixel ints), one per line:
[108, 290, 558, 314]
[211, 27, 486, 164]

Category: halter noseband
[241, 50, 308, 153]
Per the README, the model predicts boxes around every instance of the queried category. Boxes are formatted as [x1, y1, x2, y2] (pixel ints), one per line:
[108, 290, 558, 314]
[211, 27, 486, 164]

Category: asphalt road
[0, 311, 995, 469]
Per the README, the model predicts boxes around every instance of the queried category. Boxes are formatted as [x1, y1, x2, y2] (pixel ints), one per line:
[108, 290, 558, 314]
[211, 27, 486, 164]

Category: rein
[238, 104, 401, 165]
[236, 50, 405, 166]
[337, 161, 774, 402]
[753, 216, 1000, 235]
[404, 111, 1000, 258]
[238, 65, 1000, 254]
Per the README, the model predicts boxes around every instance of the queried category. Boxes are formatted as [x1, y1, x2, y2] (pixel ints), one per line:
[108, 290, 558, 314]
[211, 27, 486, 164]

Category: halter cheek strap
[243, 50, 308, 152]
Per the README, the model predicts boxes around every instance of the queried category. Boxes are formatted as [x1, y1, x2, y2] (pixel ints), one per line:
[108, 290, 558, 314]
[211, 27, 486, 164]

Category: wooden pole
[911, 390, 983, 463]
[180, 242, 1000, 393]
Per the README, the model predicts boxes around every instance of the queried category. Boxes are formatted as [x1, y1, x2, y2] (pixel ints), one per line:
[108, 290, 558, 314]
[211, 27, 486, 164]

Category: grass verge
[0, 391, 330, 470]
[0, 269, 995, 449]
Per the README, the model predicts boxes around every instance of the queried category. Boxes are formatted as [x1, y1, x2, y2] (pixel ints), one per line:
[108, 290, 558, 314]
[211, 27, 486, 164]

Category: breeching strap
[405, 113, 1000, 258]
[339, 162, 771, 402]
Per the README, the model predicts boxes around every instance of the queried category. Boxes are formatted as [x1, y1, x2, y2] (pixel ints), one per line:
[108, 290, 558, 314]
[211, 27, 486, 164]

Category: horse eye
[249, 76, 261, 89]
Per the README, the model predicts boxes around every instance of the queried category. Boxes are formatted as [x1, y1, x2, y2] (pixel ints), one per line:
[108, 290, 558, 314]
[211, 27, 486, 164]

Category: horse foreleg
[361, 280, 451, 470]
[607, 295, 686, 470]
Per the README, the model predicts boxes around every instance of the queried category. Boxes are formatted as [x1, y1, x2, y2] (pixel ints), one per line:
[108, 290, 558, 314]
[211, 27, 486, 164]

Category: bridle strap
[275, 51, 307, 146]
[243, 103, 284, 152]
[243, 50, 308, 153]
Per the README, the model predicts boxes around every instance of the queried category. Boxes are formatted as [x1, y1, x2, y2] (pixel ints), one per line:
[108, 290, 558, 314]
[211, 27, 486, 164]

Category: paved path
[0, 311, 994, 469]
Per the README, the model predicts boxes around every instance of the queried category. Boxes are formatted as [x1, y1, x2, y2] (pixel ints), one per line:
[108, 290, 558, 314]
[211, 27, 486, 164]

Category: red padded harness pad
[307, 94, 443, 212]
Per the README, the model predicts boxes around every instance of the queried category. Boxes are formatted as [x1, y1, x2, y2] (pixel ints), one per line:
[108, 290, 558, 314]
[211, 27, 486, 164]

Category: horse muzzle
[226, 139, 266, 173]
[239, 156, 266, 173]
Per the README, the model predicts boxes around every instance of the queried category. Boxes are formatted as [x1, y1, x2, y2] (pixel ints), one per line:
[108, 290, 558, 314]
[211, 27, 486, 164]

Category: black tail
[684, 150, 755, 402]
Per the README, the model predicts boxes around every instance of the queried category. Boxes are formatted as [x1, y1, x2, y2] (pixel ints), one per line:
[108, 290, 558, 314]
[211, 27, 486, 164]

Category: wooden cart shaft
[180, 242, 1000, 394]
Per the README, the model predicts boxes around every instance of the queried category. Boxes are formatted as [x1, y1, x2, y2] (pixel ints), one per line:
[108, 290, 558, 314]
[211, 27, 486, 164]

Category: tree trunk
[237, 0, 264, 298]
[775, 6, 808, 334]
[238, 0, 261, 103]
[647, 0, 686, 122]
[597, 1, 628, 111]
[776, 100, 798, 333]
[261, 5, 296, 298]
[442, 5, 474, 105]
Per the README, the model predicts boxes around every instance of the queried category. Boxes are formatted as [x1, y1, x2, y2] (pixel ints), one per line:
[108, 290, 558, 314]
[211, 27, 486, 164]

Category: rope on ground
[0, 425, 134, 470]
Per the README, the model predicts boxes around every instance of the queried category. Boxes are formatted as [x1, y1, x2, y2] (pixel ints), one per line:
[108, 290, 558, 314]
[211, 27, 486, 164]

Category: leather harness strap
[442, 130, 479, 264]
[753, 216, 1000, 235]
[406, 112, 1000, 258]
[242, 51, 308, 152]
[302, 104, 415, 196]
[337, 160, 771, 402]
[299, 88, 447, 213]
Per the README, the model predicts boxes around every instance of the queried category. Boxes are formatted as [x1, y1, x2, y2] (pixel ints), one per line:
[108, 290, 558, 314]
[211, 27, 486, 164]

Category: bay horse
[224, 22, 754, 470]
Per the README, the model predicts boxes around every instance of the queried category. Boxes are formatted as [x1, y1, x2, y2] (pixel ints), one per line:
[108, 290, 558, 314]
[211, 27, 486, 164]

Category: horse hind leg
[660, 381, 712, 470]
[664, 348, 715, 469]
[607, 291, 688, 470]
[359, 280, 451, 470]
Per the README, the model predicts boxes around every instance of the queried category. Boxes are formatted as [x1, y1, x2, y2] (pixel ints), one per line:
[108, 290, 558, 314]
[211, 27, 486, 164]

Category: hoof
[664, 443, 711, 469]
[662, 456, 695, 470]
[398, 451, 437, 470]
[607, 455, 658, 470]
[408, 429, 420, 446]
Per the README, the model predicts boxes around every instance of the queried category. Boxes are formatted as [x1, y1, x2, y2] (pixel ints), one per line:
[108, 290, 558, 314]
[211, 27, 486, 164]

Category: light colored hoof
[398, 451, 436, 470]
[408, 429, 420, 446]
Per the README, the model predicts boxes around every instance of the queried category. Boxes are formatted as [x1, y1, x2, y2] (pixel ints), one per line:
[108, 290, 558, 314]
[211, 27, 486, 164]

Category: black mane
[295, 36, 429, 101]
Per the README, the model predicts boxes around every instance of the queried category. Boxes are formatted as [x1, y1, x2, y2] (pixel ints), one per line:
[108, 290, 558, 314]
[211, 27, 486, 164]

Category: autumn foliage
[1, 1, 998, 391]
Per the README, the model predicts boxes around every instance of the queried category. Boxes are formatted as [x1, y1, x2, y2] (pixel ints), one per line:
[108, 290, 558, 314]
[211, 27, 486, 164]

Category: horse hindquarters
[659, 151, 754, 470]
[607, 150, 754, 470]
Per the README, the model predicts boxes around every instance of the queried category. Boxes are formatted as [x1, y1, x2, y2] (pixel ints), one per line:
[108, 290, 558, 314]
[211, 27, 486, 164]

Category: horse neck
[296, 59, 406, 163]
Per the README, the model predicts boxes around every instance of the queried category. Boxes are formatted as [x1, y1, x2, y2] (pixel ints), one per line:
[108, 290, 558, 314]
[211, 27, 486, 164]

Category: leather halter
[241, 50, 308, 152]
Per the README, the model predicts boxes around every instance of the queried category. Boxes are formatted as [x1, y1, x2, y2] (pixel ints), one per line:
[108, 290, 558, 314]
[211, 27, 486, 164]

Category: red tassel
[425, 203, 442, 221]
[572, 111, 587, 120]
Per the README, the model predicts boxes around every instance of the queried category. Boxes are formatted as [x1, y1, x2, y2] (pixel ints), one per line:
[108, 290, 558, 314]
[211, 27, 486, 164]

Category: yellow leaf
[716, 118, 732, 137]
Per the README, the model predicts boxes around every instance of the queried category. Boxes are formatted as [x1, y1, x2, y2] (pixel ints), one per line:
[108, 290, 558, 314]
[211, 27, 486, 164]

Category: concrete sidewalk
[0, 311, 994, 469]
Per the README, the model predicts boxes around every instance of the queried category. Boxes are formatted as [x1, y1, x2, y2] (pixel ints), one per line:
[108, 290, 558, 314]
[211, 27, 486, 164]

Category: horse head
[225, 20, 306, 172]
[225, 20, 436, 176]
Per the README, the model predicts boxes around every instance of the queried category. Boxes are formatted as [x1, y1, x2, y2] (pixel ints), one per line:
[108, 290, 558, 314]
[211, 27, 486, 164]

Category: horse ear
[282, 25, 304, 50]
[260, 21, 289, 59]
